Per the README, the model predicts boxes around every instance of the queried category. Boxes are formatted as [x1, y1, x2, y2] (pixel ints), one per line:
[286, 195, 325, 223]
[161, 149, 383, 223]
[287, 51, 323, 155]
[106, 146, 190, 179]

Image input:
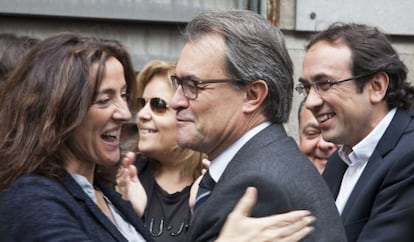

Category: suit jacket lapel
[323, 152, 348, 198]
[323, 109, 411, 201]
[97, 181, 153, 241]
[60, 173, 127, 242]
[341, 109, 412, 219]
[340, 150, 382, 221]
[375, 109, 411, 156]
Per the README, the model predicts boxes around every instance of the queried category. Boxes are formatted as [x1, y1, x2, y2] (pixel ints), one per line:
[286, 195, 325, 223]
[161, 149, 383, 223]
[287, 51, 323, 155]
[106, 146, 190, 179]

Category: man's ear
[368, 71, 389, 104]
[243, 80, 268, 113]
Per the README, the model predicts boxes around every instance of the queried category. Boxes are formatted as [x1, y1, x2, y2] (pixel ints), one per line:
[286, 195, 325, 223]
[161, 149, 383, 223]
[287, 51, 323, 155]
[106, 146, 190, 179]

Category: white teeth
[139, 128, 156, 134]
[317, 114, 334, 123]
[104, 130, 119, 137]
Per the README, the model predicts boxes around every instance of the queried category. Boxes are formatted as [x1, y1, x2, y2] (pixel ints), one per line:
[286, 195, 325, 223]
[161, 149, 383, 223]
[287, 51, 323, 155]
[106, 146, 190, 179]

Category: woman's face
[136, 74, 178, 161]
[70, 57, 131, 170]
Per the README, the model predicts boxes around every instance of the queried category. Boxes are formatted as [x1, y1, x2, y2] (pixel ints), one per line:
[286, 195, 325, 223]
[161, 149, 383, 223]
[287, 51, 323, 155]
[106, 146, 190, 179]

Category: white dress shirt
[209, 121, 271, 182]
[335, 108, 396, 214]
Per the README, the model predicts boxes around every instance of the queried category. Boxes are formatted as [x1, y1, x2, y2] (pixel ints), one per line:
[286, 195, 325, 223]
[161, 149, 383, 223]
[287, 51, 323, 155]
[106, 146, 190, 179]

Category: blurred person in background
[297, 98, 340, 173]
[0, 33, 39, 83]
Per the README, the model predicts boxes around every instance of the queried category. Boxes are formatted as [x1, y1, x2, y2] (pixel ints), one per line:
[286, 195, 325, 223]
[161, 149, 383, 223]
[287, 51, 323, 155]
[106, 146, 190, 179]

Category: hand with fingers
[116, 151, 147, 218]
[216, 187, 315, 242]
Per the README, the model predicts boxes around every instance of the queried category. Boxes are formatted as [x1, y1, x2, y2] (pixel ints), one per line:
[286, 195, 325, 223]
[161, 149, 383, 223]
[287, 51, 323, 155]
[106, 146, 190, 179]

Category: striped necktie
[194, 171, 216, 211]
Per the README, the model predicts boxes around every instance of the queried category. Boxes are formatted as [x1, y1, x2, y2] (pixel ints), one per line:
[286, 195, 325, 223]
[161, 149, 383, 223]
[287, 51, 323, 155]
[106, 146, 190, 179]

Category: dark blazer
[188, 123, 347, 242]
[0, 172, 153, 242]
[323, 108, 414, 242]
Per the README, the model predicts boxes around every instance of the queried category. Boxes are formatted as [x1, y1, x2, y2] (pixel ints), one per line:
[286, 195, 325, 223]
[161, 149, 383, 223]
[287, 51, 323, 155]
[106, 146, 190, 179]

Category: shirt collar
[338, 108, 396, 166]
[209, 121, 271, 182]
[70, 173, 97, 203]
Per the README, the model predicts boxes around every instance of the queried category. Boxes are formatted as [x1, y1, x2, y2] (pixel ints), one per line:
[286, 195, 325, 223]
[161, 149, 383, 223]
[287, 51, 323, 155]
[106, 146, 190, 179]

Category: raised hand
[116, 151, 147, 217]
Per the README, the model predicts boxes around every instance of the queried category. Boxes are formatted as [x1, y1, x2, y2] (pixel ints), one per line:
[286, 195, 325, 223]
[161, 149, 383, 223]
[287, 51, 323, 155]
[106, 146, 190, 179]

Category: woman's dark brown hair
[0, 33, 136, 190]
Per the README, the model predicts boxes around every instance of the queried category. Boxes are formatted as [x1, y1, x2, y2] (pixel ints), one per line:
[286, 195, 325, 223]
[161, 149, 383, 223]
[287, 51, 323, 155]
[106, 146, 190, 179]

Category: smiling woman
[0, 33, 153, 241]
[116, 60, 204, 242]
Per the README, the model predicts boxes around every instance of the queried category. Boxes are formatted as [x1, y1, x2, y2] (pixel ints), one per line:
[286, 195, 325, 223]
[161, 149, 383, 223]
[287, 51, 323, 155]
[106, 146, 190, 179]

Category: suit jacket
[188, 123, 347, 242]
[323, 108, 414, 242]
[0, 172, 153, 242]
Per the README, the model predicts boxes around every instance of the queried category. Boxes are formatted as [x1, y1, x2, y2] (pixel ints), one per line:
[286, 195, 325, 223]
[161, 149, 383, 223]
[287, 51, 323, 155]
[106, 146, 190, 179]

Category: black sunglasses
[136, 97, 169, 114]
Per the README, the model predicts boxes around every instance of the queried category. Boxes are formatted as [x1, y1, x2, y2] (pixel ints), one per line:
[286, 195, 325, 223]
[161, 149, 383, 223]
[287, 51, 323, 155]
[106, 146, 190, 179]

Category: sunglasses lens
[150, 98, 168, 113]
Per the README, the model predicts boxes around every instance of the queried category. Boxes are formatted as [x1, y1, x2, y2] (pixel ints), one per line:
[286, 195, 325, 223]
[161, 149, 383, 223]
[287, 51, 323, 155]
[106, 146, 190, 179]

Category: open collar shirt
[335, 108, 396, 214]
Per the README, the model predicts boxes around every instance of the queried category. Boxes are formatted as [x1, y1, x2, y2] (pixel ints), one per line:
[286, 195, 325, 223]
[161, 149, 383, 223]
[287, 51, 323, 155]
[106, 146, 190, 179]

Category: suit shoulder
[0, 174, 69, 210]
[4, 174, 63, 194]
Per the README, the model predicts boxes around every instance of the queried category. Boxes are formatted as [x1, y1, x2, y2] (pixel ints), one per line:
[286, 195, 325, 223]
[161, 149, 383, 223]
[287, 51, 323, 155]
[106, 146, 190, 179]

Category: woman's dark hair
[0, 33, 136, 190]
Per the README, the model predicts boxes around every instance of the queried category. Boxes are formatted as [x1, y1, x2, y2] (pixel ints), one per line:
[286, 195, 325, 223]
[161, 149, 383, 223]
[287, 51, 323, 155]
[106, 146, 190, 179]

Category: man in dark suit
[297, 23, 414, 241]
[169, 9, 347, 242]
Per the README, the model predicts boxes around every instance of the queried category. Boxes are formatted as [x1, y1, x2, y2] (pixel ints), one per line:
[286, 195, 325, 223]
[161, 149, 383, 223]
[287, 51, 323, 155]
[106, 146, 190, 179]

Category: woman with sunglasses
[117, 60, 204, 242]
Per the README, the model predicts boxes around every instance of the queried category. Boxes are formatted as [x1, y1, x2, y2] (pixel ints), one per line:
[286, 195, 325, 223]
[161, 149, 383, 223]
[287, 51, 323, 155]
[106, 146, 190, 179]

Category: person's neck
[64, 156, 95, 184]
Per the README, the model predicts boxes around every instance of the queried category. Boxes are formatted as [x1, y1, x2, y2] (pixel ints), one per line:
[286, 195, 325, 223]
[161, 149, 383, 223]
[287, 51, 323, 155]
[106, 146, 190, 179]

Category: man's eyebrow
[299, 74, 331, 83]
[313, 73, 331, 82]
[177, 74, 199, 80]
